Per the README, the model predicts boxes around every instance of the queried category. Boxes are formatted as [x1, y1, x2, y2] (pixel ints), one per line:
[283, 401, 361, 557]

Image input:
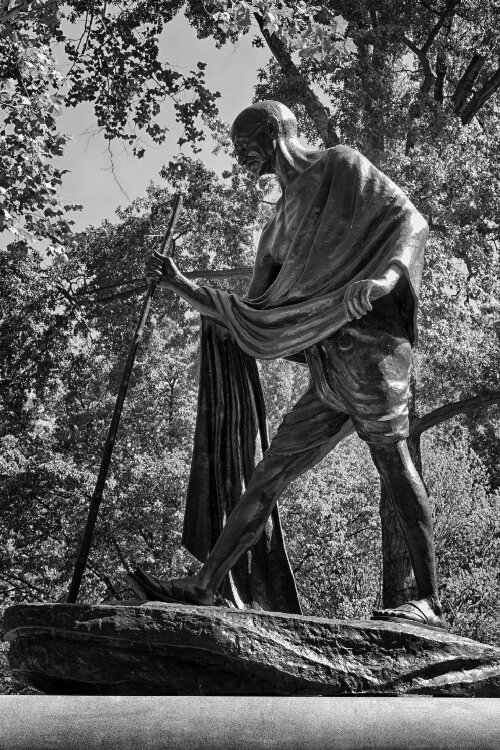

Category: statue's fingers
[347, 299, 363, 319]
[343, 288, 352, 316]
[360, 283, 373, 311]
[343, 285, 352, 305]
[144, 262, 163, 280]
[146, 265, 163, 279]
[343, 296, 354, 320]
[343, 282, 359, 307]
[343, 289, 358, 319]
[350, 286, 367, 316]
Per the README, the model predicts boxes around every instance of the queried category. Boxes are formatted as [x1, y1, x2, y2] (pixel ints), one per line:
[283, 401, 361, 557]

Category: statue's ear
[268, 116, 279, 138]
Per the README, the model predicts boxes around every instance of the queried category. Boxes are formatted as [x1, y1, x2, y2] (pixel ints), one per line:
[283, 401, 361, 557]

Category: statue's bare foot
[126, 568, 221, 606]
[372, 597, 449, 630]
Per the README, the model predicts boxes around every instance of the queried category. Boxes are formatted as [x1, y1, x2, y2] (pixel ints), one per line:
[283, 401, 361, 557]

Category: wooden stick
[67, 195, 183, 603]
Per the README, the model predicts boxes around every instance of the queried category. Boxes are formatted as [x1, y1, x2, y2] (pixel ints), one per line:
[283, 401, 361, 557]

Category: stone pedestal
[3, 602, 500, 696]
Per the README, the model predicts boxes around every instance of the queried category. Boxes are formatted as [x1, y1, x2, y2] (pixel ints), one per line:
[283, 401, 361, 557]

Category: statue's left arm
[343, 198, 428, 322]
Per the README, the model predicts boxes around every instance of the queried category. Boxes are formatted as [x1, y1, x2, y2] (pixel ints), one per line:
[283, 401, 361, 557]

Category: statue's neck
[273, 138, 317, 188]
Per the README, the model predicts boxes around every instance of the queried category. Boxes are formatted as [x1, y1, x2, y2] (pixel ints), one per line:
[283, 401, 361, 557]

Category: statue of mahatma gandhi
[129, 100, 447, 630]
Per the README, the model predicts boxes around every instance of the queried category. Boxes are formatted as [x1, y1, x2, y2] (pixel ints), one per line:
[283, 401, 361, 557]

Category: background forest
[1, 0, 500, 692]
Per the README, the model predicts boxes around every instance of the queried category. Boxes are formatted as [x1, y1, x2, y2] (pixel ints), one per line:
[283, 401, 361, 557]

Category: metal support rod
[67, 195, 183, 603]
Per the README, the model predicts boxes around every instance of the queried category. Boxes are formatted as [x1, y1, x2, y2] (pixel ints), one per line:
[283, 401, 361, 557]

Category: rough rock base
[3, 602, 500, 696]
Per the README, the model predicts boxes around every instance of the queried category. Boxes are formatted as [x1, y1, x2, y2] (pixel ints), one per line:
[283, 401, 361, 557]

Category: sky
[57, 12, 270, 232]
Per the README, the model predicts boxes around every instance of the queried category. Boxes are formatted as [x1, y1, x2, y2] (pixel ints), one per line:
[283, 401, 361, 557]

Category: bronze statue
[131, 100, 447, 630]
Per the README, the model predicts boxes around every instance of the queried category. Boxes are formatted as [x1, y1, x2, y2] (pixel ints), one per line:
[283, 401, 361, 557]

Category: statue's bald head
[230, 101, 297, 142]
[230, 101, 298, 176]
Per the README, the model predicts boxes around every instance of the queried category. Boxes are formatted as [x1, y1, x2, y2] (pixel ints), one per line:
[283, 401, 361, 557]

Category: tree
[2, 0, 500, 616]
[0, 1, 219, 245]
[0, 2, 78, 248]
[0, 149, 272, 609]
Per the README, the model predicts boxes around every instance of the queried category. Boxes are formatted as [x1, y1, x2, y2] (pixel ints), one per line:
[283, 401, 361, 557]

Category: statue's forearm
[161, 273, 227, 327]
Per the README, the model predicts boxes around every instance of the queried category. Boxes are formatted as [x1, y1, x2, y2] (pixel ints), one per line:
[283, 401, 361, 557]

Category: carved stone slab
[3, 602, 500, 696]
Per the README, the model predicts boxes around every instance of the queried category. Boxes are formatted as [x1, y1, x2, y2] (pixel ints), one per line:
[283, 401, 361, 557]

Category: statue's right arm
[146, 252, 227, 327]
[166, 273, 227, 326]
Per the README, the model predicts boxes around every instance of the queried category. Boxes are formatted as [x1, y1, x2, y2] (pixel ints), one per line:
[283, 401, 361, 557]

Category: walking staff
[67, 195, 183, 603]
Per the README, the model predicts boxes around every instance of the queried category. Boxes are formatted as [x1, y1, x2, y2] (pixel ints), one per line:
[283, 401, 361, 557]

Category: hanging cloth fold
[182, 318, 301, 614]
[196, 146, 427, 360]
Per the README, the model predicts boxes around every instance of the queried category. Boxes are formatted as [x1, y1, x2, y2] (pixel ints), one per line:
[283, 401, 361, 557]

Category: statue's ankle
[428, 596, 443, 615]
[189, 577, 215, 605]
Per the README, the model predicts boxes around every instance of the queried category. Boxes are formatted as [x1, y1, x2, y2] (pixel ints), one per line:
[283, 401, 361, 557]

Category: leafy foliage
[0, 151, 271, 610]
[0, 2, 78, 246]
[0, 1, 221, 245]
[2, 1, 500, 696]
[63, 2, 219, 150]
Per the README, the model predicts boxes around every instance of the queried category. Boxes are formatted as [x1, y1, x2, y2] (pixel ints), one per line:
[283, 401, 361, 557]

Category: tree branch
[0, 571, 46, 596]
[434, 50, 447, 102]
[109, 533, 131, 573]
[86, 563, 120, 598]
[410, 391, 500, 438]
[402, 35, 421, 58]
[403, 35, 435, 92]
[403, 1, 458, 103]
[421, 0, 459, 55]
[72, 277, 143, 297]
[417, 0, 441, 14]
[452, 53, 487, 115]
[461, 65, 500, 125]
[96, 267, 254, 304]
[293, 550, 314, 575]
[254, 13, 339, 147]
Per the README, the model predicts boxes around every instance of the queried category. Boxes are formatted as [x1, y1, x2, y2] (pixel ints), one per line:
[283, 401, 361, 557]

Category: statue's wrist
[385, 263, 403, 279]
[381, 264, 402, 290]
[161, 261, 182, 284]
[160, 273, 178, 288]
[171, 270, 185, 286]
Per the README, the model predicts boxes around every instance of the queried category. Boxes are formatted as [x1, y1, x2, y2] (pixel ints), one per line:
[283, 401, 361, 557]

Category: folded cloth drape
[182, 318, 301, 613]
[198, 145, 428, 359]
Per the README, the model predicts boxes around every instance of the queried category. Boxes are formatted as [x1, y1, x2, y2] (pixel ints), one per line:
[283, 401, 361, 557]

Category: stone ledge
[1, 696, 500, 750]
[3, 602, 500, 696]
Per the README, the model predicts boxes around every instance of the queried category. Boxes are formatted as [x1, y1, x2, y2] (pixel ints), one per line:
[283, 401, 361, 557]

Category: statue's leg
[368, 439, 446, 627]
[131, 389, 353, 605]
[195, 392, 352, 598]
[323, 295, 447, 628]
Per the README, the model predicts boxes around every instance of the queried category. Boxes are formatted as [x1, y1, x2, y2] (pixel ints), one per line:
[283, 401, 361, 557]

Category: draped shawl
[199, 145, 428, 356]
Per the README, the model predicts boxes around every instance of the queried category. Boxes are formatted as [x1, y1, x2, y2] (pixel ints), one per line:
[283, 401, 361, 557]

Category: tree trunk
[254, 13, 339, 148]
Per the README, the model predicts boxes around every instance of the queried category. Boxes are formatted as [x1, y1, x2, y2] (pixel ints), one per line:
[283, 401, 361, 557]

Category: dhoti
[268, 294, 412, 460]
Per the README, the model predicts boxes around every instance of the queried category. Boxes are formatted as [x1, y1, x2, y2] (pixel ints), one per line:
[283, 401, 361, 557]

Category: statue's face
[231, 116, 277, 176]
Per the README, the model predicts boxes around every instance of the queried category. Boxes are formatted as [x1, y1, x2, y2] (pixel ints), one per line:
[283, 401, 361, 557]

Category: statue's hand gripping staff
[67, 195, 183, 603]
